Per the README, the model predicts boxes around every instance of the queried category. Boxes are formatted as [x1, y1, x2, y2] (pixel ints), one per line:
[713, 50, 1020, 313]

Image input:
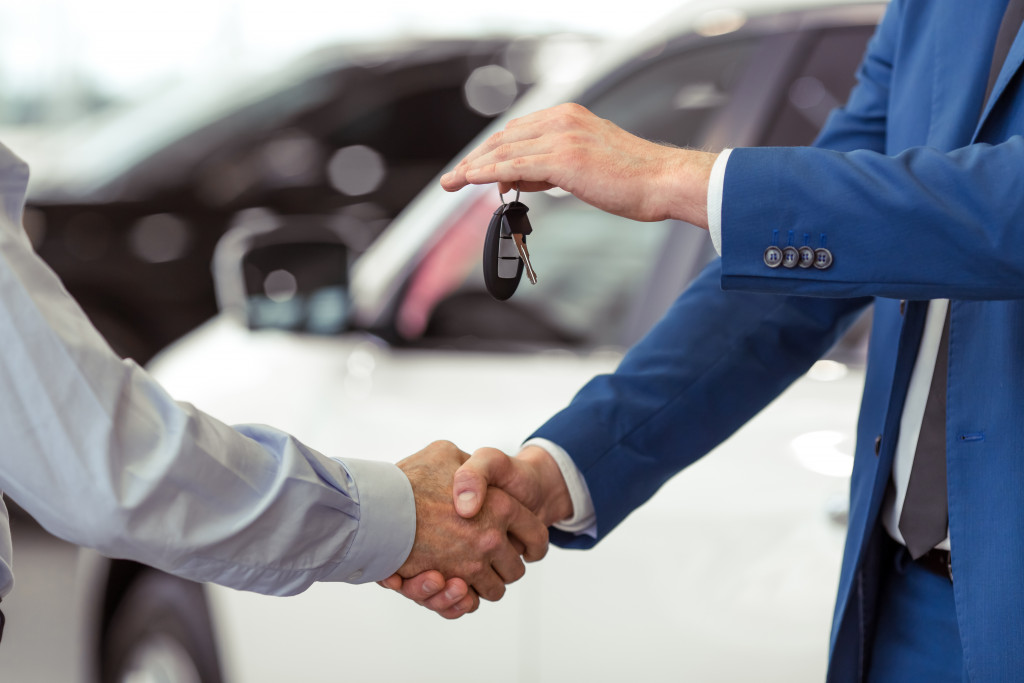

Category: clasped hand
[384, 442, 571, 619]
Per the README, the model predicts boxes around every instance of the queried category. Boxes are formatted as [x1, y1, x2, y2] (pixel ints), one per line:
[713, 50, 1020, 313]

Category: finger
[490, 547, 528, 585]
[458, 137, 562, 191]
[395, 570, 447, 602]
[442, 102, 596, 192]
[471, 569, 507, 602]
[419, 577, 470, 614]
[441, 115, 556, 191]
[378, 574, 404, 591]
[449, 591, 481, 617]
[453, 448, 517, 517]
[506, 497, 550, 563]
[438, 589, 480, 620]
[476, 488, 530, 584]
[464, 153, 562, 191]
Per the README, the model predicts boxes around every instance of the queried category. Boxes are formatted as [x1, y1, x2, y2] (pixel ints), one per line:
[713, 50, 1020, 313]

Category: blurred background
[0, 0, 677, 363]
[0, 0, 683, 144]
[0, 0, 880, 681]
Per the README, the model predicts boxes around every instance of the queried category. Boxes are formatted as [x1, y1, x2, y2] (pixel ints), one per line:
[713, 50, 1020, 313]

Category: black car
[24, 35, 591, 362]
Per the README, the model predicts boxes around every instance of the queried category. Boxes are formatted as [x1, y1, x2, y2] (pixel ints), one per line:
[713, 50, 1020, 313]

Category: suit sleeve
[528, 3, 907, 547]
[532, 262, 870, 547]
[721, 0, 1024, 301]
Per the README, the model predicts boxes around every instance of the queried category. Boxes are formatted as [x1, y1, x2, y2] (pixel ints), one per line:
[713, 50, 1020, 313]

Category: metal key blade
[511, 233, 538, 284]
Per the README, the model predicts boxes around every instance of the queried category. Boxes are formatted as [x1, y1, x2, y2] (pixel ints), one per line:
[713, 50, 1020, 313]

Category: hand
[440, 103, 716, 228]
[453, 445, 573, 526]
[382, 445, 573, 618]
[392, 441, 549, 605]
[377, 572, 477, 620]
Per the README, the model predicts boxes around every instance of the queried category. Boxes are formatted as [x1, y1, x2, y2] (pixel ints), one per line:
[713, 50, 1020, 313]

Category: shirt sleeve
[521, 438, 597, 539]
[706, 148, 732, 256]
[0, 145, 414, 598]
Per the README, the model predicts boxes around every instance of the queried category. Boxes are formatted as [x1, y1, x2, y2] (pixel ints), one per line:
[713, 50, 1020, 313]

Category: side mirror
[213, 213, 352, 334]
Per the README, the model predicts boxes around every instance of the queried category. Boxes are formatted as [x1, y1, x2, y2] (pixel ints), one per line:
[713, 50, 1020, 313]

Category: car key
[505, 202, 538, 285]
[483, 188, 538, 300]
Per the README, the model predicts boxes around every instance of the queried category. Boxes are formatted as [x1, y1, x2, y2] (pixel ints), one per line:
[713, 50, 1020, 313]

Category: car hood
[149, 314, 864, 485]
[148, 315, 625, 459]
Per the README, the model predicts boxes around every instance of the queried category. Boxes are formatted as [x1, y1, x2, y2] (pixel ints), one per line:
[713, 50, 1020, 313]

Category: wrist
[661, 148, 715, 229]
[517, 445, 573, 526]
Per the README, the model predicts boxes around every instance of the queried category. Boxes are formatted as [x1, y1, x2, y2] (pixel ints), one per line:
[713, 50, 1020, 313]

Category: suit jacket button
[900, 300, 907, 315]
[874, 435, 882, 456]
[814, 247, 834, 270]
[782, 246, 799, 268]
[763, 246, 783, 268]
[798, 246, 815, 268]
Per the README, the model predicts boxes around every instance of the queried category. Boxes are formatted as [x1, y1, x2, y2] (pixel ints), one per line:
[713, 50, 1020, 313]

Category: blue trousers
[867, 540, 968, 682]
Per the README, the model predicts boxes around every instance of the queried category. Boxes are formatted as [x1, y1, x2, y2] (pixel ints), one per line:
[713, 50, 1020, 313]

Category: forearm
[530, 260, 870, 543]
[0, 163, 414, 594]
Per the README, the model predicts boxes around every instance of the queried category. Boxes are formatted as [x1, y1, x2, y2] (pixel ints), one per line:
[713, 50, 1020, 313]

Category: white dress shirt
[0, 143, 415, 599]
[544, 149, 949, 551]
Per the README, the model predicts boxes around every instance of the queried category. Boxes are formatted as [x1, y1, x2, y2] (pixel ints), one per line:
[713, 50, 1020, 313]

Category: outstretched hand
[382, 444, 572, 618]
[389, 441, 549, 615]
[452, 445, 572, 526]
[440, 102, 716, 228]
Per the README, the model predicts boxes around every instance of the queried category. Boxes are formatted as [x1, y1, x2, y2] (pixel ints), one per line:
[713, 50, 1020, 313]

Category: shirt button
[347, 571, 363, 581]
[874, 435, 882, 456]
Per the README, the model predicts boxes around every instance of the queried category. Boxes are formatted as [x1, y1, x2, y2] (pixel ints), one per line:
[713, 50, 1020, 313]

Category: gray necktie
[898, 0, 1024, 560]
[899, 311, 950, 559]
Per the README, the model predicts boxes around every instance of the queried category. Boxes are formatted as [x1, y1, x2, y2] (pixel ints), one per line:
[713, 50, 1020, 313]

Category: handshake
[381, 440, 574, 619]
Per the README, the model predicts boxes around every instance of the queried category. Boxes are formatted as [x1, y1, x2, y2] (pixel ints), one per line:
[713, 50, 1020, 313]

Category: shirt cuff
[707, 148, 732, 256]
[321, 458, 415, 584]
[521, 437, 597, 539]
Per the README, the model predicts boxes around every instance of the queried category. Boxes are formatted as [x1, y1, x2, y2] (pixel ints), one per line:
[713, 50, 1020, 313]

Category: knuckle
[427, 439, 456, 452]
[486, 130, 505, 148]
[495, 143, 514, 160]
[462, 559, 485, 578]
[478, 528, 503, 554]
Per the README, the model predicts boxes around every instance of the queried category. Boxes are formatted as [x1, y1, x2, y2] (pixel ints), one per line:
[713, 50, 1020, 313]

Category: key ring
[498, 184, 521, 206]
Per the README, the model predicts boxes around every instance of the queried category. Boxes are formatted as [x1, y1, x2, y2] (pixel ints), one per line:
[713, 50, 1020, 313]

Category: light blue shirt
[0, 143, 415, 598]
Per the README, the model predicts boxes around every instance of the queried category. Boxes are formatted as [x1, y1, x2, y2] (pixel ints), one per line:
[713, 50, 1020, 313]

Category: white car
[24, 1, 885, 681]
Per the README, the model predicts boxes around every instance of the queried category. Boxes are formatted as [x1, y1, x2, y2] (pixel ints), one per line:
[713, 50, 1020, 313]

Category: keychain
[483, 186, 538, 301]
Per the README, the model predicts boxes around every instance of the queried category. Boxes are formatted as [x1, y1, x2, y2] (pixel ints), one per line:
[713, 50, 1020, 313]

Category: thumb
[453, 447, 515, 518]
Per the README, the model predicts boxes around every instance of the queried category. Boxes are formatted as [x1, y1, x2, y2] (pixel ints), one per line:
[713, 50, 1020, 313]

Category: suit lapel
[975, 16, 1024, 138]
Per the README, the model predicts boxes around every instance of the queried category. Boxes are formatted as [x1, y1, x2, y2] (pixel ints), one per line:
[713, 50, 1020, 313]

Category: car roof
[26, 34, 594, 201]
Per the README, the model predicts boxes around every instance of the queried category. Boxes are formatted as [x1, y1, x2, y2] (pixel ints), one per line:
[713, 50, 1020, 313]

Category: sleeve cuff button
[813, 248, 834, 270]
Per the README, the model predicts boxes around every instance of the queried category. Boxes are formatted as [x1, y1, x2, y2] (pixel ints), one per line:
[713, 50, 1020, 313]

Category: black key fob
[483, 202, 524, 301]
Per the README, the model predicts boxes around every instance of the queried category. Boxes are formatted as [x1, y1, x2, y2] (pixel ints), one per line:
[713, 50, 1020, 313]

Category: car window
[761, 26, 876, 147]
[400, 37, 759, 350]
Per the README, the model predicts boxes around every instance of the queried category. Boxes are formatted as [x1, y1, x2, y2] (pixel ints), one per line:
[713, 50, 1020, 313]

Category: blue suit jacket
[533, 2, 1024, 680]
